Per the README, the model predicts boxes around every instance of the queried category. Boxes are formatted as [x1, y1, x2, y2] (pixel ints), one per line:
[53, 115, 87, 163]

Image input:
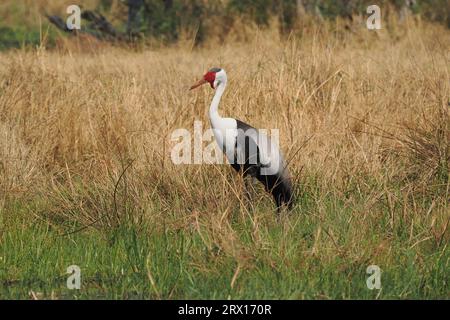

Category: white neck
[209, 80, 226, 127]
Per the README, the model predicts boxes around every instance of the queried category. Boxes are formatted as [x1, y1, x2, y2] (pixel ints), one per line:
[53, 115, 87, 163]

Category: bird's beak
[190, 78, 207, 90]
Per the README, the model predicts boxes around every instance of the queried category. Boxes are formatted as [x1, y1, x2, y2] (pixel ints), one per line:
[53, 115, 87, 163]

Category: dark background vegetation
[0, 0, 449, 50]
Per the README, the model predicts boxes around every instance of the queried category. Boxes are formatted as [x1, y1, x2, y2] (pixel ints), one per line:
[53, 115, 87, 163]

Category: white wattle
[208, 73, 238, 164]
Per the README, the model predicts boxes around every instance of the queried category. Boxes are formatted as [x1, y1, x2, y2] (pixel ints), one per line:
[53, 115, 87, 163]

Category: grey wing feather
[234, 119, 295, 210]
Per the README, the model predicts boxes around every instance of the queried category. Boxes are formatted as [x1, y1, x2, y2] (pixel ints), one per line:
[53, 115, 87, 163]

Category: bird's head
[190, 67, 227, 90]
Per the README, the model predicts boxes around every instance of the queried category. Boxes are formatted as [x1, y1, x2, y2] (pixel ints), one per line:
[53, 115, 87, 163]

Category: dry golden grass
[0, 17, 449, 299]
[1, 20, 448, 205]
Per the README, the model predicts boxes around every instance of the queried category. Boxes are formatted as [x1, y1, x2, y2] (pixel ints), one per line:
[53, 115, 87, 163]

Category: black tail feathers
[272, 177, 295, 212]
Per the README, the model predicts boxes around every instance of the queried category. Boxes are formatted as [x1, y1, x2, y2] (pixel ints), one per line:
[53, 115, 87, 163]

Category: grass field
[0, 16, 449, 299]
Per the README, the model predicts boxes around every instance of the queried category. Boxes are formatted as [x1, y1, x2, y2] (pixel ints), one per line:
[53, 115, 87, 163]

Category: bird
[190, 67, 295, 212]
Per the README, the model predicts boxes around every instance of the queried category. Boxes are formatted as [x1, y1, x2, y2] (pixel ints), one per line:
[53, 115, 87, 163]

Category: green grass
[1, 192, 448, 300]
[0, 25, 59, 51]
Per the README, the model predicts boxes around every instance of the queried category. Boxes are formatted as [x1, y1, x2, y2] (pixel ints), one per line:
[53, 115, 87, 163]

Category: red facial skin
[203, 71, 216, 89]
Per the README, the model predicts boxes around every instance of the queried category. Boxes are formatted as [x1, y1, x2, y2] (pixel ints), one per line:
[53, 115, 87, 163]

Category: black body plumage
[231, 119, 295, 212]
